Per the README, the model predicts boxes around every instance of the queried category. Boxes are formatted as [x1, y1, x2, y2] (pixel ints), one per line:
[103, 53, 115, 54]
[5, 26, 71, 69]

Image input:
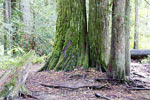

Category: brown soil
[1, 62, 150, 100]
[24, 62, 150, 100]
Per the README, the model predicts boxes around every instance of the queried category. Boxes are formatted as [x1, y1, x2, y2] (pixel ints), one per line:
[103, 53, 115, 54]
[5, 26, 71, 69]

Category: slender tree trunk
[11, 0, 18, 55]
[3, 0, 11, 55]
[134, 0, 139, 49]
[88, 0, 110, 71]
[41, 0, 88, 71]
[21, 0, 34, 51]
[125, 0, 131, 77]
[21, 0, 32, 33]
[107, 0, 126, 79]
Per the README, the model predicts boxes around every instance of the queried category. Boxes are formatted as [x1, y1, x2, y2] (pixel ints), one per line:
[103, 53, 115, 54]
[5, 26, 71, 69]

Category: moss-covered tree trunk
[88, 0, 110, 71]
[41, 0, 88, 71]
[107, 0, 126, 79]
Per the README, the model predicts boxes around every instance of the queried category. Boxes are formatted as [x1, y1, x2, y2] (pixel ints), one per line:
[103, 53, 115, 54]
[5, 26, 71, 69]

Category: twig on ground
[95, 93, 110, 100]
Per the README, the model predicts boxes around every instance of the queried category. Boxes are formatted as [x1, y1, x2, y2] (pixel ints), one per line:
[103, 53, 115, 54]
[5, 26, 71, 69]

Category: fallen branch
[132, 72, 145, 78]
[128, 87, 150, 90]
[41, 84, 110, 90]
[95, 93, 110, 100]
[144, 0, 150, 6]
[0, 50, 35, 99]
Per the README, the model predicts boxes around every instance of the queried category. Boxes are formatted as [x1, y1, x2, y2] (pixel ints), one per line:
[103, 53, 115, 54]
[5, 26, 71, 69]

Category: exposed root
[41, 84, 110, 90]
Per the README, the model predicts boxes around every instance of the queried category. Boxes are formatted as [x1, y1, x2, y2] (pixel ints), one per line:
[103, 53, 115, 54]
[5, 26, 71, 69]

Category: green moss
[0, 51, 35, 98]
[88, 0, 109, 71]
[0, 77, 16, 97]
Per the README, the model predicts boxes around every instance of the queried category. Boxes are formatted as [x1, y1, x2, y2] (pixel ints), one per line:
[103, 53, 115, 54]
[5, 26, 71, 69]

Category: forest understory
[0, 61, 149, 100]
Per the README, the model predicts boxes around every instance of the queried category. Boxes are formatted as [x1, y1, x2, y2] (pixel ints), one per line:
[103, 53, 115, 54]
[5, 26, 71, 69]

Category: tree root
[95, 78, 125, 82]
[128, 88, 150, 90]
[95, 93, 110, 100]
[41, 84, 110, 90]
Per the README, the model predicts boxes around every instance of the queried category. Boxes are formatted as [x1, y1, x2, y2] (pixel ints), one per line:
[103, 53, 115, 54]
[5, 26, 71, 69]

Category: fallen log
[0, 50, 35, 99]
[131, 49, 150, 59]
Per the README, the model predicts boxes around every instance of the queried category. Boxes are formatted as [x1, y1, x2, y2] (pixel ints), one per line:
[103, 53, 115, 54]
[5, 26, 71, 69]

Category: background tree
[3, 0, 11, 55]
[107, 0, 126, 79]
[134, 0, 139, 49]
[125, 0, 131, 77]
[21, 0, 34, 51]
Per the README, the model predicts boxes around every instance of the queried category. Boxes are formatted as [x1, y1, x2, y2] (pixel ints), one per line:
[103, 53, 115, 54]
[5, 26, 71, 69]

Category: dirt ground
[1, 62, 150, 100]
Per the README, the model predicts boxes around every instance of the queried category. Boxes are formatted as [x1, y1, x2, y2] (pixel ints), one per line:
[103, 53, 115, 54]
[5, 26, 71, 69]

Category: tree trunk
[41, 0, 88, 71]
[107, 0, 126, 79]
[134, 0, 139, 49]
[21, 0, 35, 51]
[21, 0, 32, 33]
[88, 0, 110, 71]
[125, 0, 131, 77]
[3, 0, 11, 55]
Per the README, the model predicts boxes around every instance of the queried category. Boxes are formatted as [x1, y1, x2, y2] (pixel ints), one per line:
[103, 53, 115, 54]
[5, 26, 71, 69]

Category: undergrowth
[0, 53, 46, 70]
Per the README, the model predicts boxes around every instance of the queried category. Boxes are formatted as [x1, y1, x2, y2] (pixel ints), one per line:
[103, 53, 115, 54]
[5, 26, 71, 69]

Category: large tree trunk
[107, 0, 126, 79]
[3, 0, 11, 55]
[125, 0, 131, 77]
[134, 0, 139, 49]
[88, 0, 110, 71]
[41, 0, 88, 71]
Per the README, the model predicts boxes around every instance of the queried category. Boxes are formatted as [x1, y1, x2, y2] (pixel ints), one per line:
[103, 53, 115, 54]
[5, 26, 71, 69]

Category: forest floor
[1, 62, 150, 100]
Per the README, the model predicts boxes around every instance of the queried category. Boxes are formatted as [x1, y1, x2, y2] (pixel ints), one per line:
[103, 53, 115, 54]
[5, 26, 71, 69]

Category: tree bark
[21, 0, 32, 33]
[134, 0, 139, 49]
[88, 0, 110, 71]
[21, 0, 35, 51]
[107, 0, 126, 79]
[125, 0, 131, 77]
[41, 0, 88, 71]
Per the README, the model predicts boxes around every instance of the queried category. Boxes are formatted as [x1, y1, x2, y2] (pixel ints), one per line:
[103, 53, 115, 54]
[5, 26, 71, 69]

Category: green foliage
[0, 56, 20, 70]
[0, 51, 45, 70]
[0, 77, 17, 97]
[0, 0, 56, 56]
[130, 0, 150, 49]
[32, 55, 46, 64]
